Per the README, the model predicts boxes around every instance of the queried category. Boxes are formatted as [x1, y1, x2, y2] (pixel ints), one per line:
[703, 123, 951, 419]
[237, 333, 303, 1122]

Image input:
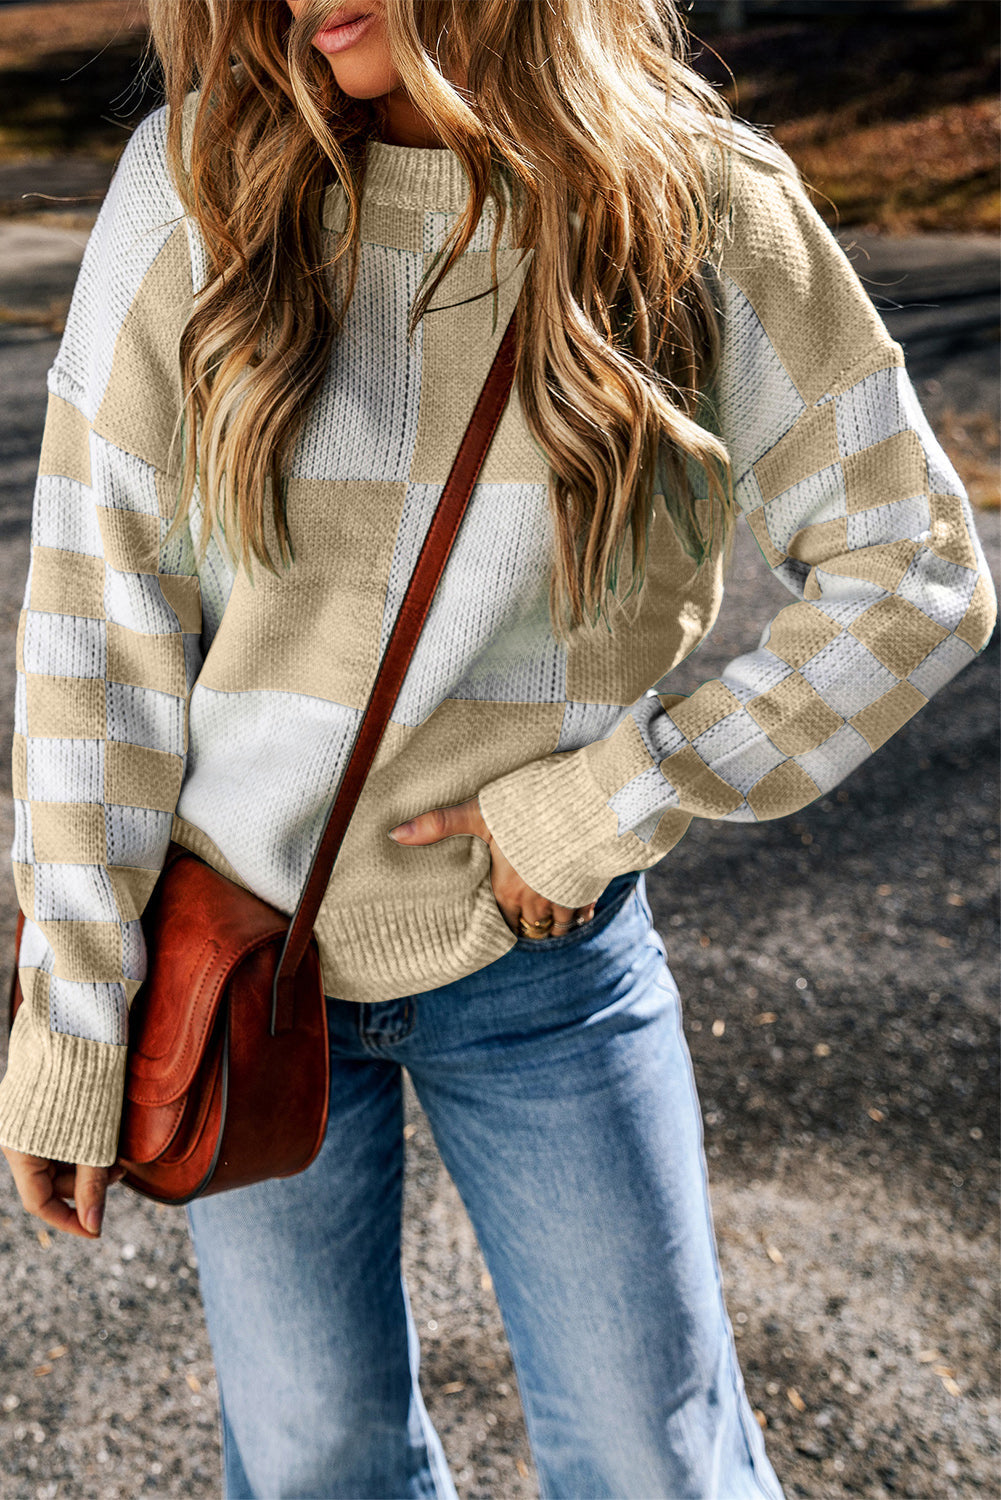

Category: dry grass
[0, 1, 147, 73]
[691, 7, 1000, 235]
[782, 98, 1000, 236]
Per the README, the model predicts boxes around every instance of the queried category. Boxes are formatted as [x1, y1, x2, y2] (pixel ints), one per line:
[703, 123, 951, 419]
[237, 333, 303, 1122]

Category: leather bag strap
[271, 303, 520, 1021]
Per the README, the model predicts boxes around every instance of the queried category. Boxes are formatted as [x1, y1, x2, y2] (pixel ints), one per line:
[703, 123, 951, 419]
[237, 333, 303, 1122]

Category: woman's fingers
[386, 794, 605, 937]
[2, 1148, 120, 1239]
[389, 796, 487, 846]
[51, 1162, 126, 1200]
[519, 897, 578, 932]
[8, 1152, 90, 1237]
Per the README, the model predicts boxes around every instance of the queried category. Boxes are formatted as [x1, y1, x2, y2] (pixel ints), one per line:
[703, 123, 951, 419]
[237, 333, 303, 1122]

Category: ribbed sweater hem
[313, 879, 517, 1003]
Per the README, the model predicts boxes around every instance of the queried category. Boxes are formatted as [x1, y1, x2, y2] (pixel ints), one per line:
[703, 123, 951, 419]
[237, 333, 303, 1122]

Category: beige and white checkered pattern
[0, 98, 995, 1166]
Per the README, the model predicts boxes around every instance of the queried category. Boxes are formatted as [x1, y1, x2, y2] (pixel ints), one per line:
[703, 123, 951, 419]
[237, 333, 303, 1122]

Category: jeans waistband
[592, 868, 641, 916]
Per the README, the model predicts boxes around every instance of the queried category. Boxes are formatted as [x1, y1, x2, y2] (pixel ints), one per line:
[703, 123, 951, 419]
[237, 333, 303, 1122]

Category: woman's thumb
[389, 797, 483, 845]
[76, 1163, 113, 1235]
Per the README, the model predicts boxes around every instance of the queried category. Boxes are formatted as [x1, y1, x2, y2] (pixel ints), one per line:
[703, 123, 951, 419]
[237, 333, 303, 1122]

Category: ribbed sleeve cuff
[0, 1004, 127, 1167]
[476, 750, 649, 909]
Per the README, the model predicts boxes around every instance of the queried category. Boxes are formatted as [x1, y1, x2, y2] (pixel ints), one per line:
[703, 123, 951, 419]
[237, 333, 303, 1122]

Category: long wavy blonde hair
[145, 0, 791, 642]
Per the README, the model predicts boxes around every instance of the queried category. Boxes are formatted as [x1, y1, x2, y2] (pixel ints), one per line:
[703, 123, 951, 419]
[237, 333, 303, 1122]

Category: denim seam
[217, 1376, 252, 1500]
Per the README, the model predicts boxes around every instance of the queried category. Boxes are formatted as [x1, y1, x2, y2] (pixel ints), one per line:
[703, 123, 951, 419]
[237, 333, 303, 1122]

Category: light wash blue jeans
[184, 871, 785, 1500]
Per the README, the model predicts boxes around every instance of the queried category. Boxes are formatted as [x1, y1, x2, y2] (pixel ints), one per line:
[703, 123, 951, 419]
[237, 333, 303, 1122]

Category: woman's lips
[313, 11, 376, 54]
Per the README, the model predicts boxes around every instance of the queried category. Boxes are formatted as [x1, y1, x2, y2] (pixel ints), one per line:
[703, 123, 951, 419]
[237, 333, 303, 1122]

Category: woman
[0, 1, 994, 1495]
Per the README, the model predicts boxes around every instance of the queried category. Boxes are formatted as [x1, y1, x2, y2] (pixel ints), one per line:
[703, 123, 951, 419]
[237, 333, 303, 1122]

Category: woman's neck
[374, 89, 447, 149]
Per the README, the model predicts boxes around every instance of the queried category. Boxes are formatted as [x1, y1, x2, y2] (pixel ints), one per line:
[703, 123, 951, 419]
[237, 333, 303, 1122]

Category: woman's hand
[388, 795, 598, 938]
[1, 1145, 127, 1239]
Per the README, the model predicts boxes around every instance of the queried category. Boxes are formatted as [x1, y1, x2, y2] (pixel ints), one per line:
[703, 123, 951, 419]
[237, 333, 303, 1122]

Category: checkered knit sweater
[1, 94, 995, 1167]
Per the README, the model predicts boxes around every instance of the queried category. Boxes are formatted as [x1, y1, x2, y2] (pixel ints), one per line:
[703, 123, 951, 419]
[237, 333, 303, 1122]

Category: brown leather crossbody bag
[8, 305, 519, 1207]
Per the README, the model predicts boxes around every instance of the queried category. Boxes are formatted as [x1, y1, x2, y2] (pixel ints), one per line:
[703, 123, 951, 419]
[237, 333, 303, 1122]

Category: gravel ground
[0, 224, 997, 1500]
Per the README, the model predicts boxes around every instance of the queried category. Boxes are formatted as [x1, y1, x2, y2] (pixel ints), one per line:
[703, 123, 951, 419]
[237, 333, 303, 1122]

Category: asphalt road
[0, 219, 997, 1500]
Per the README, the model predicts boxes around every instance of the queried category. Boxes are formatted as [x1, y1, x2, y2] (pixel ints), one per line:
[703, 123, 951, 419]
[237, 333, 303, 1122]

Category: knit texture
[0, 92, 995, 1165]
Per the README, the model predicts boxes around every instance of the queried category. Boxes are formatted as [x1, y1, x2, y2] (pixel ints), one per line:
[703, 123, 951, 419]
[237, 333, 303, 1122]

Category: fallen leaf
[786, 1387, 807, 1412]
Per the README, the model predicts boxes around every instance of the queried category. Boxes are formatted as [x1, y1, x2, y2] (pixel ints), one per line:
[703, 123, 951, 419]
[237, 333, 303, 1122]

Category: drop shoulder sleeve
[476, 141, 996, 909]
[0, 101, 204, 1167]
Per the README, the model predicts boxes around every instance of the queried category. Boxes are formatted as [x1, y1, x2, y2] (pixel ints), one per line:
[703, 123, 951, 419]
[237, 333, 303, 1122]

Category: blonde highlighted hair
[145, 0, 798, 641]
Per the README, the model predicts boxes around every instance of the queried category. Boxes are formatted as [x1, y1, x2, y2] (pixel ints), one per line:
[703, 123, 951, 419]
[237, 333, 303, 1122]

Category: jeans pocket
[513, 873, 639, 951]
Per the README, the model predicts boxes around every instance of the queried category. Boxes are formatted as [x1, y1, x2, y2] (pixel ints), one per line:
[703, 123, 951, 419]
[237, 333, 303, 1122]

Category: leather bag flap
[127, 848, 291, 1108]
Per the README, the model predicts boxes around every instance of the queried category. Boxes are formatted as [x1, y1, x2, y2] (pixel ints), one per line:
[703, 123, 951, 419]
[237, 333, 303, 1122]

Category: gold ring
[518, 914, 553, 939]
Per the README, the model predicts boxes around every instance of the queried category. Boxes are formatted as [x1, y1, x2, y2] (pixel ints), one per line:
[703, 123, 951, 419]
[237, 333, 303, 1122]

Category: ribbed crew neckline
[362, 137, 472, 214]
